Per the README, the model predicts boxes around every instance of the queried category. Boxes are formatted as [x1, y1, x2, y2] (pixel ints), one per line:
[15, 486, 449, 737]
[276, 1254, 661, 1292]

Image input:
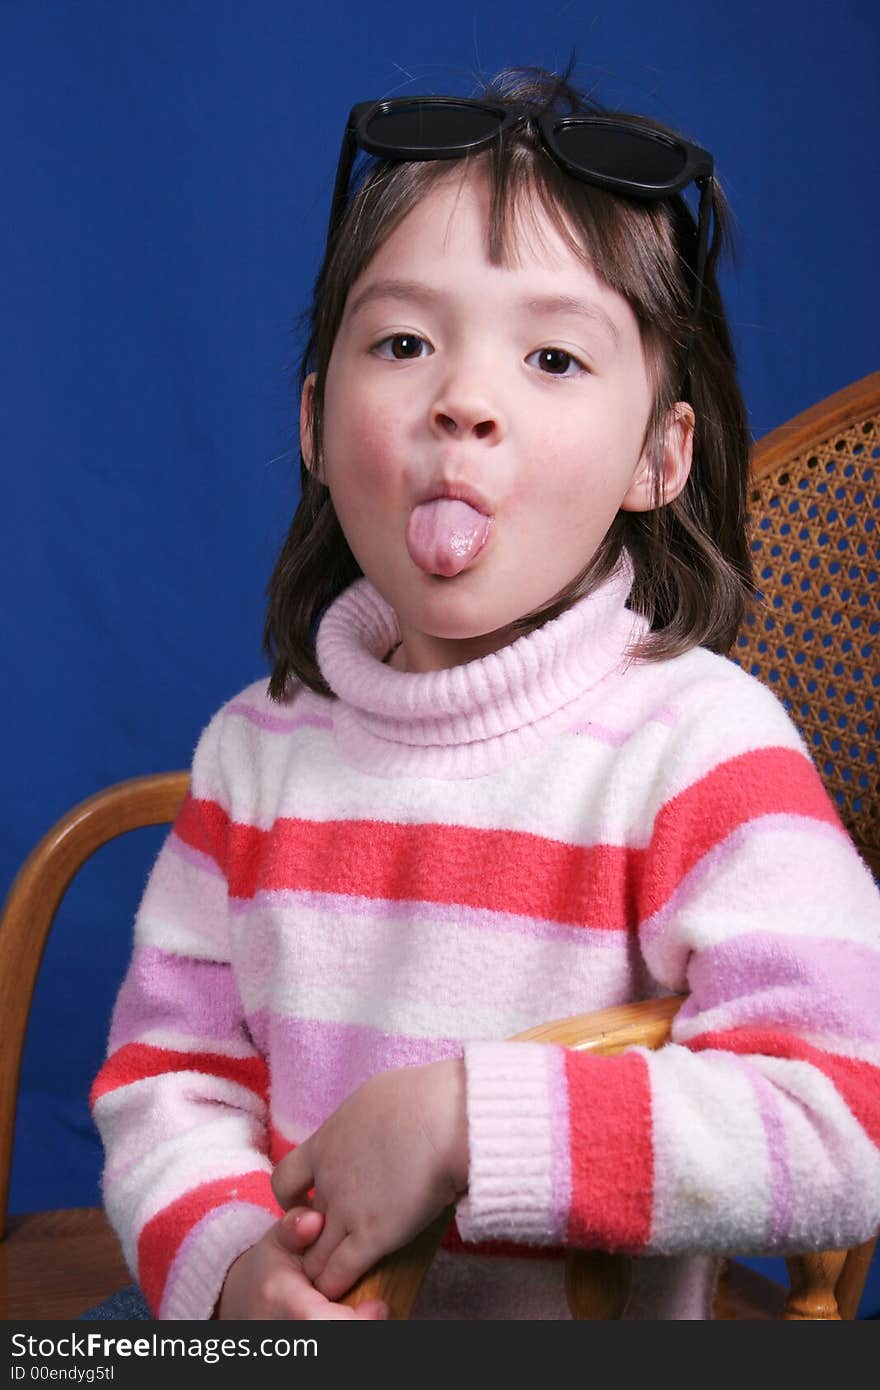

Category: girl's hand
[271, 1059, 469, 1300]
[216, 1206, 388, 1319]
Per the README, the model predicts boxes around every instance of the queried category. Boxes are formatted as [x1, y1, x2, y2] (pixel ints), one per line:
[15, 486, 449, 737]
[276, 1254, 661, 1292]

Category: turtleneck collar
[316, 557, 648, 779]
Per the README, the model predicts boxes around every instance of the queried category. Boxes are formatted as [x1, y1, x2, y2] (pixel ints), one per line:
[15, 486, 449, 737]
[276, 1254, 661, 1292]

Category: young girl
[91, 67, 880, 1321]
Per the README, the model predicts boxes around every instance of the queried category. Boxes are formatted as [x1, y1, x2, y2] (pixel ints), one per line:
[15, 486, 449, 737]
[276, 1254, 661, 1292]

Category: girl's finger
[318, 1299, 389, 1321]
[299, 1210, 351, 1286]
[348, 1300, 389, 1321]
[271, 1142, 314, 1209]
[283, 1269, 386, 1321]
[311, 1231, 375, 1303]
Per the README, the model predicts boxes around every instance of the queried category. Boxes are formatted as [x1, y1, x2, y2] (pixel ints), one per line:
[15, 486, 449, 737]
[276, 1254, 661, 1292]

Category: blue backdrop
[2, 0, 878, 1312]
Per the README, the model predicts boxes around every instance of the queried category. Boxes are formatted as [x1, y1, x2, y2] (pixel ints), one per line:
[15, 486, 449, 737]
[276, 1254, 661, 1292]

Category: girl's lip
[413, 482, 493, 516]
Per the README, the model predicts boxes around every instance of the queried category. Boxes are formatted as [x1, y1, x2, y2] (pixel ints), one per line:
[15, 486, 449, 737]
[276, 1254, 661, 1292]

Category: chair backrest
[731, 371, 880, 878]
[0, 772, 190, 1239]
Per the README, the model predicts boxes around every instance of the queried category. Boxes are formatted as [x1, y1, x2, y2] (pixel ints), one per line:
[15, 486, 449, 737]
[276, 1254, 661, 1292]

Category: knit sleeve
[90, 702, 281, 1319]
[458, 672, 880, 1256]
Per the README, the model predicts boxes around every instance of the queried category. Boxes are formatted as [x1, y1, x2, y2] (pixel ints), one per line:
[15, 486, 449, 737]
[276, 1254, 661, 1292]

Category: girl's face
[302, 168, 692, 673]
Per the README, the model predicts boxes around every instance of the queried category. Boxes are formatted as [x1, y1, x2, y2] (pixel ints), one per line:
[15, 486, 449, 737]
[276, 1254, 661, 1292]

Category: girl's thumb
[277, 1205, 324, 1254]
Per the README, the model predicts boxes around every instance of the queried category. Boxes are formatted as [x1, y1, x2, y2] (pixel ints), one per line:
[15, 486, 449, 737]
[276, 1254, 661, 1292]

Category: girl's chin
[393, 603, 527, 670]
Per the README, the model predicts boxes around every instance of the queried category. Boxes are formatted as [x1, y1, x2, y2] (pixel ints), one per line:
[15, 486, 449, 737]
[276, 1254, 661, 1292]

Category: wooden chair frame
[0, 773, 189, 1318]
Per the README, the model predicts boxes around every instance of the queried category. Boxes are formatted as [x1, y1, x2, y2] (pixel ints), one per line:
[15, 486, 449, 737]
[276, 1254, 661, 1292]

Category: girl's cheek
[359, 430, 398, 478]
[346, 414, 405, 489]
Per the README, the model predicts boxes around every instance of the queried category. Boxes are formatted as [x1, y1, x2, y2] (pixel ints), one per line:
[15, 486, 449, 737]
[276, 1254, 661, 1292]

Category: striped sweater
[91, 563, 880, 1319]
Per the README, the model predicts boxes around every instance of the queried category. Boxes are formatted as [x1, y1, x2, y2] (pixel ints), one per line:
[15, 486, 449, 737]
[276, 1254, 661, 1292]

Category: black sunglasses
[328, 96, 715, 323]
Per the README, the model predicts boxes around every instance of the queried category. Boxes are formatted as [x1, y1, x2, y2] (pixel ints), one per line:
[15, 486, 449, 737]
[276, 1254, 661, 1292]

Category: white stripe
[649, 1048, 774, 1250]
[761, 1056, 880, 1245]
[229, 898, 636, 1038]
[134, 841, 230, 959]
[102, 1112, 269, 1267]
[101, 1088, 272, 1271]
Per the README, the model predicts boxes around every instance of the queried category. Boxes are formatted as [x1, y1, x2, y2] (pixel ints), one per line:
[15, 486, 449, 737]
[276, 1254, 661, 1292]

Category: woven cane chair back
[731, 372, 880, 878]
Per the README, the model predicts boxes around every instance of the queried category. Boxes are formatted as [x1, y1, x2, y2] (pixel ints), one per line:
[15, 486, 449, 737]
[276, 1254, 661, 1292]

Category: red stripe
[564, 1050, 654, 1252]
[176, 748, 838, 929]
[638, 747, 841, 920]
[440, 1220, 565, 1261]
[269, 1126, 294, 1166]
[173, 793, 232, 870]
[90, 1042, 269, 1107]
[686, 1027, 880, 1149]
[139, 1171, 281, 1314]
[183, 813, 640, 930]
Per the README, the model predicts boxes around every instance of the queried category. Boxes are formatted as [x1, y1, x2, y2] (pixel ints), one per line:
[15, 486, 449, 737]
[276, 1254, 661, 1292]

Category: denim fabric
[79, 1285, 152, 1319]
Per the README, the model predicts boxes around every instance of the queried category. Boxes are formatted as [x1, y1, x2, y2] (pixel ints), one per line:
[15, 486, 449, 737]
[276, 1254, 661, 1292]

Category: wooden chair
[0, 773, 190, 1320]
[2, 372, 878, 1320]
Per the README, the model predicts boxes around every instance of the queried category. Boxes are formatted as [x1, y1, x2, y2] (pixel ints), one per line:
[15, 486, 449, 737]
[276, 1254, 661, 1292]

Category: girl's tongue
[405, 498, 492, 577]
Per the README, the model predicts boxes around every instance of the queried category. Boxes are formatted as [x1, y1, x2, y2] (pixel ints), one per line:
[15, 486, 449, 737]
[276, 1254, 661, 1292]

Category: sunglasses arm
[326, 119, 359, 249]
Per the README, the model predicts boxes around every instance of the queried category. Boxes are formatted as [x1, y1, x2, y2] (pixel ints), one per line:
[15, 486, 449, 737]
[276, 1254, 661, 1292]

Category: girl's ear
[620, 401, 695, 513]
[300, 373, 317, 472]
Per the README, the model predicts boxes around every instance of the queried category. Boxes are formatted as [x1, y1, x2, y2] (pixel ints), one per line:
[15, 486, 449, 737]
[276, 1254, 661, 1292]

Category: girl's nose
[430, 379, 506, 443]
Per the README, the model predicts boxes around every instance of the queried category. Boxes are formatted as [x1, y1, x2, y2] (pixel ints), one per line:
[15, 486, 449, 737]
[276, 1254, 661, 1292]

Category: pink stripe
[685, 934, 880, 1042]
[109, 947, 245, 1049]
[232, 903, 638, 1041]
[227, 701, 333, 735]
[567, 705, 680, 745]
[640, 815, 853, 945]
[229, 886, 626, 949]
[731, 1057, 792, 1244]
[252, 1011, 462, 1133]
[567, 720, 629, 747]
[546, 1047, 572, 1241]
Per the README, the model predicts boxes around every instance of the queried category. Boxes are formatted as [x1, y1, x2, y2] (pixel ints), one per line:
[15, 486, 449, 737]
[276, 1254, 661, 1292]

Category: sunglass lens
[553, 122, 687, 188]
[365, 101, 502, 153]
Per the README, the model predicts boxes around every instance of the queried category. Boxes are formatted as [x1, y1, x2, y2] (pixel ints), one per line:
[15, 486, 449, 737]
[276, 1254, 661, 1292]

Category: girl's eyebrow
[346, 279, 620, 347]
[524, 294, 620, 347]
[345, 278, 442, 322]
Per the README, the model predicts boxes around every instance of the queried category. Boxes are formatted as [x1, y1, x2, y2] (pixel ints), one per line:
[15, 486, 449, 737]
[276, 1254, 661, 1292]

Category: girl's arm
[91, 775, 278, 1317]
[458, 675, 880, 1257]
[91, 705, 384, 1320]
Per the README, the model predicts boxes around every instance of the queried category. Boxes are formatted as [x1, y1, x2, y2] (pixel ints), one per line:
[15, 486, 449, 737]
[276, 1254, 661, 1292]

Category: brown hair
[264, 66, 755, 700]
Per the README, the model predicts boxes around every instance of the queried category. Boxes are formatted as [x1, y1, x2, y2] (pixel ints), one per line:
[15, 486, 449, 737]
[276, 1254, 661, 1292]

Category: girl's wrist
[425, 1057, 469, 1195]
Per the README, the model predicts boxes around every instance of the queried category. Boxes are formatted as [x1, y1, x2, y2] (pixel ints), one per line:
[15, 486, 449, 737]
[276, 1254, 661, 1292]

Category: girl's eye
[374, 334, 433, 360]
[527, 347, 586, 377]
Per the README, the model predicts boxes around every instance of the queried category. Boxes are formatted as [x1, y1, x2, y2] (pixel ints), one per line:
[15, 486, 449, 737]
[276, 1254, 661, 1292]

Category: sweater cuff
[159, 1202, 278, 1319]
[139, 1170, 282, 1318]
[456, 1041, 571, 1244]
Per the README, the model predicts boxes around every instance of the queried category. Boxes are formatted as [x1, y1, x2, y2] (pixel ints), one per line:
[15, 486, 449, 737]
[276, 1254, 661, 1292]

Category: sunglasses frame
[327, 95, 715, 324]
